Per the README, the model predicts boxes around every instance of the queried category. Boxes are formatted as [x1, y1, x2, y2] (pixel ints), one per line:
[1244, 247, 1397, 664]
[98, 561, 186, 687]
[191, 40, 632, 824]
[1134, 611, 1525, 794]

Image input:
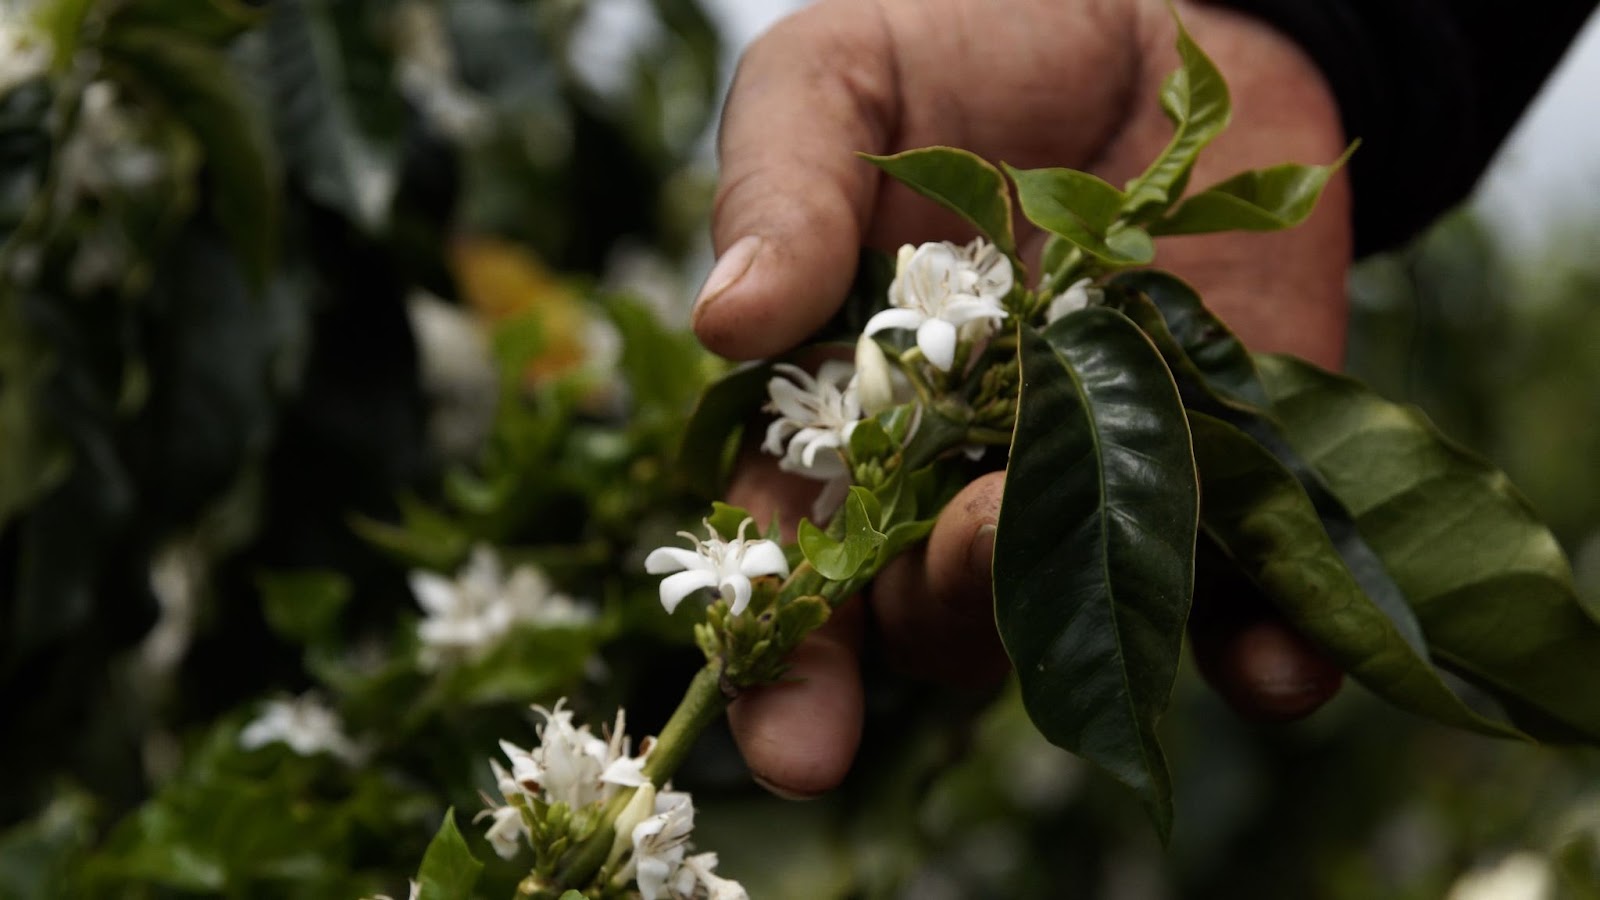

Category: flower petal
[659, 570, 717, 614]
[408, 571, 458, 616]
[737, 540, 791, 580]
[917, 317, 959, 371]
[719, 573, 754, 616]
[644, 546, 705, 575]
[863, 307, 926, 336]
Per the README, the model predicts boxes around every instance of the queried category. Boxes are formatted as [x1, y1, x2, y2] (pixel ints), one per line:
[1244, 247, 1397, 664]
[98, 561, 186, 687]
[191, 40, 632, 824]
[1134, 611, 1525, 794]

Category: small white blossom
[676, 853, 749, 900]
[761, 361, 860, 479]
[239, 693, 361, 763]
[477, 802, 527, 860]
[1044, 277, 1099, 323]
[644, 518, 789, 616]
[410, 545, 594, 669]
[393, 1, 490, 141]
[630, 790, 696, 900]
[865, 238, 1012, 371]
[57, 82, 166, 207]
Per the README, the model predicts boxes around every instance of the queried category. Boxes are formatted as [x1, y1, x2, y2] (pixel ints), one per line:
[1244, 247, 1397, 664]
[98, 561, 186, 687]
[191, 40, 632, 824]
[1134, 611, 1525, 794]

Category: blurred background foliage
[0, 0, 1596, 898]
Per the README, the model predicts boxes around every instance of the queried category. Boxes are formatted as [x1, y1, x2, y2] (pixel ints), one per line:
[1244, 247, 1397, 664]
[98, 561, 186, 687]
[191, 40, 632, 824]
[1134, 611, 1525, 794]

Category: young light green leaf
[1122, 15, 1231, 220]
[1149, 144, 1357, 236]
[1257, 355, 1600, 742]
[1190, 413, 1522, 739]
[415, 809, 483, 900]
[678, 361, 773, 498]
[797, 488, 886, 581]
[705, 501, 757, 541]
[861, 147, 1016, 257]
[1005, 165, 1154, 266]
[996, 312, 1198, 841]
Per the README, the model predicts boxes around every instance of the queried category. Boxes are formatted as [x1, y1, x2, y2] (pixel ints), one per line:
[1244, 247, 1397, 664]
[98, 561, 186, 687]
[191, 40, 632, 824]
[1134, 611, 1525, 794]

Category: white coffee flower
[674, 853, 749, 900]
[410, 545, 594, 668]
[1044, 277, 1099, 323]
[57, 82, 166, 206]
[762, 361, 860, 478]
[644, 518, 790, 616]
[239, 693, 362, 763]
[495, 701, 650, 811]
[865, 238, 1012, 371]
[631, 790, 697, 900]
[1446, 853, 1553, 900]
[476, 802, 527, 861]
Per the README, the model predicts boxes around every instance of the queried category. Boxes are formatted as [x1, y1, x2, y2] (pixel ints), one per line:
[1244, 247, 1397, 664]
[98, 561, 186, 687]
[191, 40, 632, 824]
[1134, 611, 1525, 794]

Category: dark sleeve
[1206, 0, 1598, 255]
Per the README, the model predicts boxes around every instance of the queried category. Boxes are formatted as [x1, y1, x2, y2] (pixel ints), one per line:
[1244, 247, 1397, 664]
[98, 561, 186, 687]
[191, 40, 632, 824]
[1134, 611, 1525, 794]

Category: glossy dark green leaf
[1150, 144, 1356, 236]
[678, 361, 772, 498]
[1190, 413, 1520, 738]
[1105, 272, 1428, 656]
[1005, 165, 1154, 266]
[415, 809, 483, 900]
[1257, 355, 1600, 742]
[862, 147, 1016, 257]
[1122, 16, 1231, 220]
[104, 28, 279, 283]
[995, 311, 1197, 839]
[798, 488, 885, 581]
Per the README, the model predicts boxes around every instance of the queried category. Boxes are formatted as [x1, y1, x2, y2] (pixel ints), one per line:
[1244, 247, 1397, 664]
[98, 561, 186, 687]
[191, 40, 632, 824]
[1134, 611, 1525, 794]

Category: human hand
[692, 0, 1352, 798]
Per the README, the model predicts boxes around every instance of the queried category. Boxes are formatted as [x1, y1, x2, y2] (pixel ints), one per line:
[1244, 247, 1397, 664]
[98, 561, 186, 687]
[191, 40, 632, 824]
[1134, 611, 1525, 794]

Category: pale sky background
[696, 0, 1600, 261]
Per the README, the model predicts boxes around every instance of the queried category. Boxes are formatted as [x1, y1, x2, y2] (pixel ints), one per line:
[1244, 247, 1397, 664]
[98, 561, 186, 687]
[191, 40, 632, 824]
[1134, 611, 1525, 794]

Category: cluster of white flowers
[865, 238, 1013, 371]
[644, 518, 789, 616]
[479, 700, 746, 900]
[612, 785, 747, 900]
[759, 360, 864, 518]
[410, 545, 595, 669]
[238, 693, 363, 764]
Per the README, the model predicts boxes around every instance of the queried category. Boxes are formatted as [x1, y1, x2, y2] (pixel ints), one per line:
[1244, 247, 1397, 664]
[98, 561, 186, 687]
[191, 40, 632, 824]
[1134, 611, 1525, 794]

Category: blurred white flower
[0, 9, 50, 97]
[865, 239, 1012, 371]
[1044, 277, 1098, 323]
[476, 800, 527, 861]
[407, 292, 497, 460]
[239, 693, 362, 763]
[644, 518, 789, 616]
[393, 1, 489, 141]
[675, 853, 748, 900]
[410, 544, 594, 668]
[1447, 853, 1553, 900]
[57, 82, 166, 206]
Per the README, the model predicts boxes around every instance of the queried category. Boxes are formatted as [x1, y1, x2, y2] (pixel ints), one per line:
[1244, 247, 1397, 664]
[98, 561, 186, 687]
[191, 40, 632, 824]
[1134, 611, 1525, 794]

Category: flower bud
[854, 334, 897, 415]
[607, 783, 658, 869]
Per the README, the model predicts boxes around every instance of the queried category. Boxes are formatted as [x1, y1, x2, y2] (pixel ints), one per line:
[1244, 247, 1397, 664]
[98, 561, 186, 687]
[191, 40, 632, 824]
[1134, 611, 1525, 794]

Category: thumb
[692, 3, 898, 360]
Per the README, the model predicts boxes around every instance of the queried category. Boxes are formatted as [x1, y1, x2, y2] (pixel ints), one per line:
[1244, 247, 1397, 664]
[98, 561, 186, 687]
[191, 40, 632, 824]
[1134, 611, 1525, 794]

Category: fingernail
[968, 523, 997, 587]
[694, 235, 762, 316]
[751, 773, 820, 802]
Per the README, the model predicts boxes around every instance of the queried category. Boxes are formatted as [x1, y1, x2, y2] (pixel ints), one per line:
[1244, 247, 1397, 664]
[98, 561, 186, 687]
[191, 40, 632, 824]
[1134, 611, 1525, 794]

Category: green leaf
[797, 488, 886, 581]
[261, 0, 403, 231]
[1257, 355, 1600, 742]
[995, 311, 1198, 840]
[1105, 272, 1430, 657]
[679, 361, 773, 498]
[257, 570, 350, 647]
[705, 501, 756, 542]
[560, 893, 586, 900]
[861, 147, 1017, 257]
[1190, 413, 1521, 738]
[107, 0, 262, 44]
[415, 809, 483, 900]
[1150, 144, 1356, 236]
[846, 417, 895, 465]
[103, 28, 279, 283]
[1122, 15, 1231, 220]
[1005, 165, 1154, 266]
[607, 295, 709, 423]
